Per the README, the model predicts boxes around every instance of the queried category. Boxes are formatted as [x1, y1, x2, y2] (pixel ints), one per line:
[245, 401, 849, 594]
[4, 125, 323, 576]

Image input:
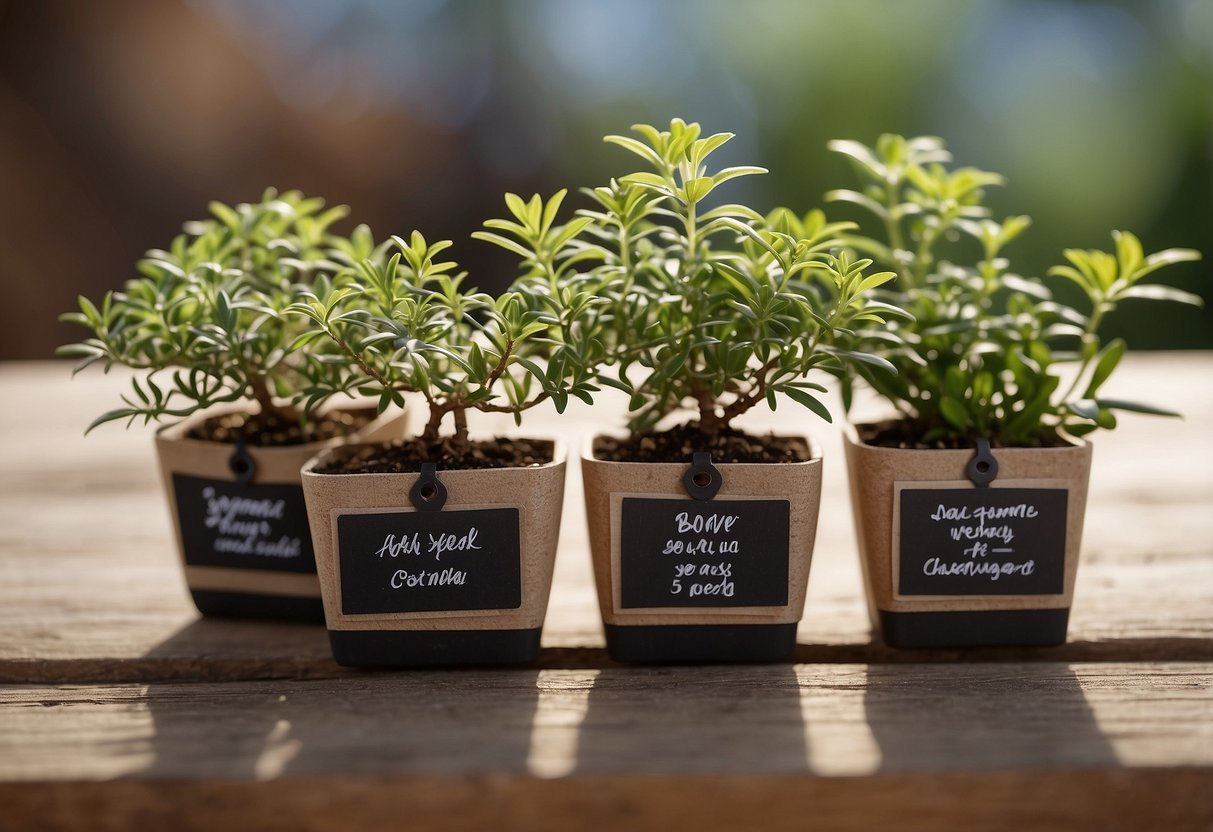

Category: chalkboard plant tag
[155, 405, 404, 621]
[844, 431, 1093, 647]
[583, 436, 822, 663]
[823, 134, 1198, 647]
[56, 190, 410, 623]
[300, 442, 567, 667]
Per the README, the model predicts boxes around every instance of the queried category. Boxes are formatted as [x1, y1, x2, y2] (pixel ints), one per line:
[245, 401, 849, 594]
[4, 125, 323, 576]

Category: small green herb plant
[828, 134, 1202, 446]
[581, 118, 903, 438]
[287, 190, 604, 452]
[58, 189, 356, 437]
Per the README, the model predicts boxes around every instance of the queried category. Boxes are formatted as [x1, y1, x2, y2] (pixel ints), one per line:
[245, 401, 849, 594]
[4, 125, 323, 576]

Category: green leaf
[603, 134, 665, 168]
[781, 387, 833, 423]
[1068, 399, 1100, 420]
[85, 407, 138, 434]
[1118, 284, 1204, 307]
[471, 231, 533, 260]
[1095, 398, 1182, 418]
[1083, 338, 1125, 398]
[939, 397, 969, 431]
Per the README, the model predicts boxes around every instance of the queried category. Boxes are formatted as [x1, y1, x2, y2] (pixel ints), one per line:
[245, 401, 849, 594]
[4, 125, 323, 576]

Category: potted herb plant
[579, 119, 903, 663]
[829, 134, 1202, 647]
[291, 193, 602, 667]
[57, 190, 404, 622]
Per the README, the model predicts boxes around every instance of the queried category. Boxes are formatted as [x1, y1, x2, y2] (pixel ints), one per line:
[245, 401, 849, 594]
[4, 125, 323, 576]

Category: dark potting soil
[314, 437, 556, 474]
[593, 423, 811, 464]
[857, 418, 1073, 450]
[185, 407, 377, 447]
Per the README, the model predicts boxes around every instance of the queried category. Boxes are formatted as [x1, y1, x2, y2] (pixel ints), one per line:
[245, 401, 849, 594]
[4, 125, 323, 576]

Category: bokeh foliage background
[1, 0, 1209, 358]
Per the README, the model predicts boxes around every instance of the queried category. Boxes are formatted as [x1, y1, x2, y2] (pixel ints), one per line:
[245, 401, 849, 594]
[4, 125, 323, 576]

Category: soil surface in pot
[314, 437, 555, 474]
[186, 407, 377, 447]
[858, 418, 1072, 450]
[594, 423, 811, 464]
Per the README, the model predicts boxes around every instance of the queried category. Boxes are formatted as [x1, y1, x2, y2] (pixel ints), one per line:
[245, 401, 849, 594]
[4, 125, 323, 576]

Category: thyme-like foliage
[583, 118, 904, 435]
[829, 134, 1203, 445]
[58, 189, 352, 434]
[287, 190, 604, 449]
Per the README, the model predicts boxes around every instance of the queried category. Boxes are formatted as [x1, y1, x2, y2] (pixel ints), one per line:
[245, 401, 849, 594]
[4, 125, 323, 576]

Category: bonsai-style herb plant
[56, 189, 405, 622]
[583, 118, 903, 461]
[579, 118, 906, 664]
[58, 189, 366, 443]
[286, 189, 603, 469]
[292, 195, 600, 667]
[827, 134, 1203, 447]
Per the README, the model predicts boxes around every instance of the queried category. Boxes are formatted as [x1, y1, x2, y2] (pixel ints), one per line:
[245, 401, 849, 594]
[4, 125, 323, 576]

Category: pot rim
[843, 420, 1089, 454]
[581, 430, 822, 466]
[301, 435, 568, 478]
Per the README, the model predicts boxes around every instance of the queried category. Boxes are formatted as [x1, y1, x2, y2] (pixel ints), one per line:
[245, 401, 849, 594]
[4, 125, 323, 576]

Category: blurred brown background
[2, 0, 1210, 359]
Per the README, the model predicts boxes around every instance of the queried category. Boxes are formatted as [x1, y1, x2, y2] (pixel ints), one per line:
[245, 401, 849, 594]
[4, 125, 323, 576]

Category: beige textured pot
[844, 424, 1093, 647]
[300, 439, 566, 667]
[155, 404, 404, 621]
[582, 434, 822, 663]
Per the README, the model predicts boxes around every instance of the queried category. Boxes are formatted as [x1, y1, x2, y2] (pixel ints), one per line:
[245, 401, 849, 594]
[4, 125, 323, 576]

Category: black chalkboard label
[897, 487, 1068, 596]
[171, 474, 316, 573]
[619, 498, 790, 608]
[336, 508, 521, 615]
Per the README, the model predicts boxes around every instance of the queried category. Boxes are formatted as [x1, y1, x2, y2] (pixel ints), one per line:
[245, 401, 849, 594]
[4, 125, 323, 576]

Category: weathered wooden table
[2, 355, 1210, 831]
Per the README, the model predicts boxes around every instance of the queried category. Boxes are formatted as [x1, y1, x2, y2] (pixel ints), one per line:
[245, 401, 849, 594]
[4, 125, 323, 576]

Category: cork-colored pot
[582, 434, 822, 663]
[844, 425, 1093, 648]
[300, 439, 566, 667]
[155, 405, 404, 622]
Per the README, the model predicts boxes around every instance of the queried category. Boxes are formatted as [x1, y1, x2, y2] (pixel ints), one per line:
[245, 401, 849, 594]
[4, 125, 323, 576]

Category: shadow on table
[130, 621, 542, 779]
[862, 664, 1118, 773]
[132, 616, 334, 682]
[572, 664, 808, 775]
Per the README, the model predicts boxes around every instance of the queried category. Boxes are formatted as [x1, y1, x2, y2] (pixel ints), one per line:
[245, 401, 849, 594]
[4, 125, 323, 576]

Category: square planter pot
[154, 405, 404, 622]
[844, 425, 1093, 648]
[582, 434, 822, 663]
[300, 439, 566, 667]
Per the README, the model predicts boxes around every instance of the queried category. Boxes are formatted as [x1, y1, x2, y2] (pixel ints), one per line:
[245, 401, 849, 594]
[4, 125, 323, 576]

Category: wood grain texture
[0, 355, 1211, 683]
[3, 771, 1211, 832]
[2, 664, 1210, 781]
[0, 664, 1210, 829]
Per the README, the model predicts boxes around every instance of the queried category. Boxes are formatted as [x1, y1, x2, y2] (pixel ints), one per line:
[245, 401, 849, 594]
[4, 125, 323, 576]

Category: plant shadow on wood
[862, 664, 1118, 773]
[132, 624, 543, 778]
[571, 665, 808, 775]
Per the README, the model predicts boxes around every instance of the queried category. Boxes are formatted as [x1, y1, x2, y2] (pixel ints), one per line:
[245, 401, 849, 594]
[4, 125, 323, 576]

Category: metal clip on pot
[966, 438, 999, 488]
[682, 451, 723, 501]
[228, 436, 256, 485]
[410, 463, 448, 512]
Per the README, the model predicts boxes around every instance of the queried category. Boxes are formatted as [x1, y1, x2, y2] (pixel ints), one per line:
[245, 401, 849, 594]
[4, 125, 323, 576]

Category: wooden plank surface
[1, 663, 1210, 829]
[1, 354, 1212, 682]
[4, 772, 1211, 832]
[3, 664, 1210, 780]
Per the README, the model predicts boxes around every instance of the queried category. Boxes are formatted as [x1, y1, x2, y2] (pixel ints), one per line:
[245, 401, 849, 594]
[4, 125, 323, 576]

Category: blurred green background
[2, 0, 1209, 358]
